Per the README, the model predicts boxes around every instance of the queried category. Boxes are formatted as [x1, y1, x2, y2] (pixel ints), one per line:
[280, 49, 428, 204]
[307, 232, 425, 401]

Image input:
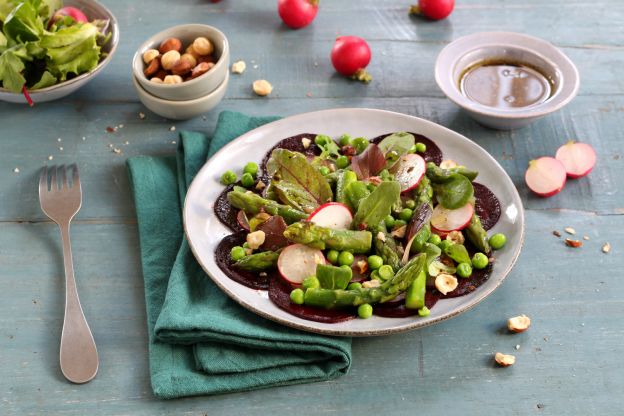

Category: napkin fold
[127, 111, 352, 399]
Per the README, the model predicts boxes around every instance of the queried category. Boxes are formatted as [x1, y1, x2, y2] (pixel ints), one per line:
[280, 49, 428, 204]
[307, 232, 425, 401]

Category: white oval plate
[184, 108, 525, 336]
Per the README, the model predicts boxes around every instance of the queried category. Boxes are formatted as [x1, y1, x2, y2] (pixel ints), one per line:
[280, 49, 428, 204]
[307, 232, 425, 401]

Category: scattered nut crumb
[252, 79, 273, 96]
[57, 137, 62, 142]
[13, 167, 20, 173]
[552, 230, 561, 237]
[515, 344, 520, 350]
[124, 141, 130, 145]
[252, 64, 258, 69]
[376, 231, 386, 242]
[108, 143, 114, 148]
[564, 239, 583, 248]
[106, 126, 116, 133]
[602, 242, 611, 253]
[118, 124, 124, 129]
[48, 155, 53, 160]
[306, 92, 312, 97]
[82, 136, 86, 141]
[171, 141, 177, 145]
[112, 147, 122, 154]
[301, 138, 311, 149]
[231, 60, 246, 74]
[139, 112, 146, 119]
[59, 147, 63, 151]
[169, 126, 176, 132]
[494, 352, 515, 366]
[508, 314, 531, 332]
[583, 235, 589, 240]
[564, 227, 576, 235]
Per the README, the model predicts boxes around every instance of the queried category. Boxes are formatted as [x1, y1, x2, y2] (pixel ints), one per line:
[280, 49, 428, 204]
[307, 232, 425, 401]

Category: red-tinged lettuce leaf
[350, 143, 386, 180]
[266, 148, 332, 212]
[257, 215, 289, 251]
[405, 202, 433, 242]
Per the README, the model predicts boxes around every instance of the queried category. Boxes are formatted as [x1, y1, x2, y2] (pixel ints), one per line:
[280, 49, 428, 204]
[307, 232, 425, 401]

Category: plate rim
[183, 108, 526, 337]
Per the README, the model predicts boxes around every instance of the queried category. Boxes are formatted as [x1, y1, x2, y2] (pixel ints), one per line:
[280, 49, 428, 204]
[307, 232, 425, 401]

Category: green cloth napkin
[127, 111, 352, 399]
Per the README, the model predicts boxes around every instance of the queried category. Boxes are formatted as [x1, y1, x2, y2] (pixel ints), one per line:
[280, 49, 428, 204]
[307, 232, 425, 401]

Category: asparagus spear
[335, 170, 358, 207]
[284, 222, 372, 254]
[374, 224, 402, 272]
[415, 175, 433, 206]
[303, 254, 426, 309]
[234, 250, 279, 271]
[465, 213, 491, 253]
[227, 191, 308, 224]
[426, 162, 478, 183]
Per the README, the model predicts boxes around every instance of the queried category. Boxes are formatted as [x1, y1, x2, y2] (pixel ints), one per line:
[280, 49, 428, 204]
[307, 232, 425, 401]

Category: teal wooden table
[2, 1, 623, 414]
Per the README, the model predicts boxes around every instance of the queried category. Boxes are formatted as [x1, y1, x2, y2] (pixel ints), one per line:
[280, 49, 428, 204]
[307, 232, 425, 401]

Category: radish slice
[525, 157, 567, 197]
[390, 153, 426, 193]
[307, 202, 353, 230]
[555, 141, 596, 179]
[430, 203, 474, 235]
[236, 210, 250, 231]
[277, 244, 325, 286]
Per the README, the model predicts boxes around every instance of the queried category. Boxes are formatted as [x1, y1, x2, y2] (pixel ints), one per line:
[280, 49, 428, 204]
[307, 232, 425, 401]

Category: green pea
[302, 276, 320, 290]
[416, 142, 427, 153]
[290, 288, 305, 305]
[378, 265, 394, 280]
[489, 233, 507, 250]
[408, 144, 417, 154]
[348, 282, 362, 290]
[319, 166, 331, 176]
[472, 252, 489, 270]
[241, 173, 255, 188]
[338, 251, 355, 266]
[230, 246, 245, 261]
[384, 215, 395, 229]
[338, 134, 352, 146]
[428, 234, 442, 246]
[314, 134, 331, 147]
[438, 240, 452, 251]
[358, 303, 373, 319]
[336, 155, 350, 169]
[220, 170, 237, 185]
[404, 199, 416, 210]
[370, 270, 381, 281]
[367, 255, 383, 270]
[457, 262, 473, 278]
[327, 250, 340, 264]
[393, 219, 407, 228]
[242, 242, 250, 249]
[352, 137, 369, 154]
[418, 306, 430, 317]
[399, 208, 413, 222]
[243, 162, 259, 177]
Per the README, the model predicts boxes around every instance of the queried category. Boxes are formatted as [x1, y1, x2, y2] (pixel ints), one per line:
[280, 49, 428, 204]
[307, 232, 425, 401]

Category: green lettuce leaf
[0, 0, 19, 22]
[0, 47, 27, 92]
[38, 0, 62, 20]
[31, 69, 55, 89]
[0, 32, 7, 51]
[3, 1, 44, 43]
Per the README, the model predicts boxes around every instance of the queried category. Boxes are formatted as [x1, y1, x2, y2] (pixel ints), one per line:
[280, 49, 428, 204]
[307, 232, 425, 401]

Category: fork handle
[58, 223, 99, 383]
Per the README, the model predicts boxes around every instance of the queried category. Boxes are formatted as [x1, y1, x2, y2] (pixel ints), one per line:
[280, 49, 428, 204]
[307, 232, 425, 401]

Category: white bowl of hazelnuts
[132, 24, 230, 101]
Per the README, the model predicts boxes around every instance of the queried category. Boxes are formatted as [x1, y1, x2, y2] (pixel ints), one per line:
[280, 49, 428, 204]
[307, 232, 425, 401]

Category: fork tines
[40, 164, 80, 191]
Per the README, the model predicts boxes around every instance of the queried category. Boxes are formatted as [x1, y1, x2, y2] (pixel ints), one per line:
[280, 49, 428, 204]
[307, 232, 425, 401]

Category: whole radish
[331, 36, 372, 83]
[49, 6, 89, 27]
[278, 0, 319, 29]
[410, 0, 455, 20]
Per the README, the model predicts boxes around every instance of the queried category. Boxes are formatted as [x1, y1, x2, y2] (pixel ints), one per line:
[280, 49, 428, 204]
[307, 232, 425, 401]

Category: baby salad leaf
[315, 134, 341, 159]
[433, 173, 474, 209]
[0, 47, 27, 92]
[350, 143, 386, 180]
[266, 148, 332, 211]
[3, 1, 44, 43]
[31, 69, 55, 89]
[444, 244, 471, 265]
[377, 132, 415, 169]
[353, 181, 401, 230]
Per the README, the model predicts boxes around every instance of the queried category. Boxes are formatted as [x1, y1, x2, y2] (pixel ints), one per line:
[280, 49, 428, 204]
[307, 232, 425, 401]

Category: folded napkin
[127, 111, 352, 399]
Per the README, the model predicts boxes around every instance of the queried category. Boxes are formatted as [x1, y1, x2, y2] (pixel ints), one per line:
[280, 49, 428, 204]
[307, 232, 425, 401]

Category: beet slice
[433, 240, 493, 298]
[374, 293, 439, 318]
[214, 231, 272, 290]
[269, 275, 356, 323]
[260, 133, 322, 176]
[473, 182, 502, 230]
[214, 185, 244, 232]
[371, 132, 443, 166]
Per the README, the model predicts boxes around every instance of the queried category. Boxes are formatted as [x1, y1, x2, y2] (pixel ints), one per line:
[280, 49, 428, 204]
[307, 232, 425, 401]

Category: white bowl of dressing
[435, 32, 579, 130]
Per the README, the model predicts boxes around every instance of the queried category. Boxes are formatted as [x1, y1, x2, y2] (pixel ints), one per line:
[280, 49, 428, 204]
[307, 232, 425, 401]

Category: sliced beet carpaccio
[260, 133, 322, 176]
[214, 231, 272, 290]
[214, 185, 244, 232]
[269, 275, 356, 323]
[473, 182, 501, 230]
[371, 132, 443, 166]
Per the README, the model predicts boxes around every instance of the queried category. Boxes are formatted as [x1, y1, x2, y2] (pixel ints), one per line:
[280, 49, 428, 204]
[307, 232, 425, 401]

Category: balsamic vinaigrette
[459, 61, 554, 109]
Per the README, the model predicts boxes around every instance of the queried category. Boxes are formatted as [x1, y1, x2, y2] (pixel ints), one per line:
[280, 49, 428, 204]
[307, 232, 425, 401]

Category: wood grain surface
[1, 0, 622, 414]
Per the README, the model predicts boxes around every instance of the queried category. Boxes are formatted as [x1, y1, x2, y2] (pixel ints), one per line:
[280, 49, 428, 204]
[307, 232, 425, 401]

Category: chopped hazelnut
[163, 75, 183, 84]
[193, 37, 214, 55]
[564, 227, 576, 235]
[376, 232, 386, 242]
[507, 314, 531, 333]
[161, 50, 181, 70]
[435, 273, 458, 295]
[143, 49, 160, 64]
[363, 280, 381, 288]
[391, 225, 406, 239]
[301, 138, 311, 149]
[246, 230, 266, 250]
[150, 77, 164, 84]
[231, 60, 246, 74]
[253, 79, 273, 96]
[602, 242, 611, 253]
[446, 230, 465, 245]
[494, 352, 515, 366]
[255, 181, 266, 190]
[356, 260, 368, 274]
[564, 239, 583, 248]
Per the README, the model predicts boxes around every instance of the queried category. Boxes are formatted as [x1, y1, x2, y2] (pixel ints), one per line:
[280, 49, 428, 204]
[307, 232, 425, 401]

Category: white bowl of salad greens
[0, 0, 118, 104]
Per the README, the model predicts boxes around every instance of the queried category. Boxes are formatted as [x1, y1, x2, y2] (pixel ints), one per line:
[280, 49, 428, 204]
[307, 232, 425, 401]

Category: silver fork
[39, 164, 99, 384]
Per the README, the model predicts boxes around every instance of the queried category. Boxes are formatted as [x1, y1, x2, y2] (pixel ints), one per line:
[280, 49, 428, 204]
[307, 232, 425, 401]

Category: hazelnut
[191, 62, 214, 79]
[440, 159, 458, 169]
[494, 352, 516, 367]
[185, 44, 201, 60]
[161, 50, 181, 70]
[446, 230, 465, 245]
[158, 37, 182, 54]
[252, 79, 273, 96]
[231, 60, 246, 74]
[507, 315, 531, 333]
[246, 231, 266, 250]
[171, 59, 192, 76]
[193, 36, 214, 55]
[179, 53, 197, 68]
[143, 49, 160, 64]
[150, 77, 164, 84]
[163, 75, 183, 84]
[143, 58, 161, 77]
[435, 273, 458, 295]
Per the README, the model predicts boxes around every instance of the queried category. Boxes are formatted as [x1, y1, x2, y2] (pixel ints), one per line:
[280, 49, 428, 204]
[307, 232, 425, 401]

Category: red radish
[389, 153, 426, 193]
[307, 202, 353, 230]
[236, 210, 250, 231]
[278, 0, 319, 29]
[48, 6, 89, 27]
[555, 141, 596, 179]
[525, 157, 567, 197]
[430, 203, 474, 236]
[277, 244, 325, 286]
[411, 0, 455, 20]
[331, 36, 372, 80]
